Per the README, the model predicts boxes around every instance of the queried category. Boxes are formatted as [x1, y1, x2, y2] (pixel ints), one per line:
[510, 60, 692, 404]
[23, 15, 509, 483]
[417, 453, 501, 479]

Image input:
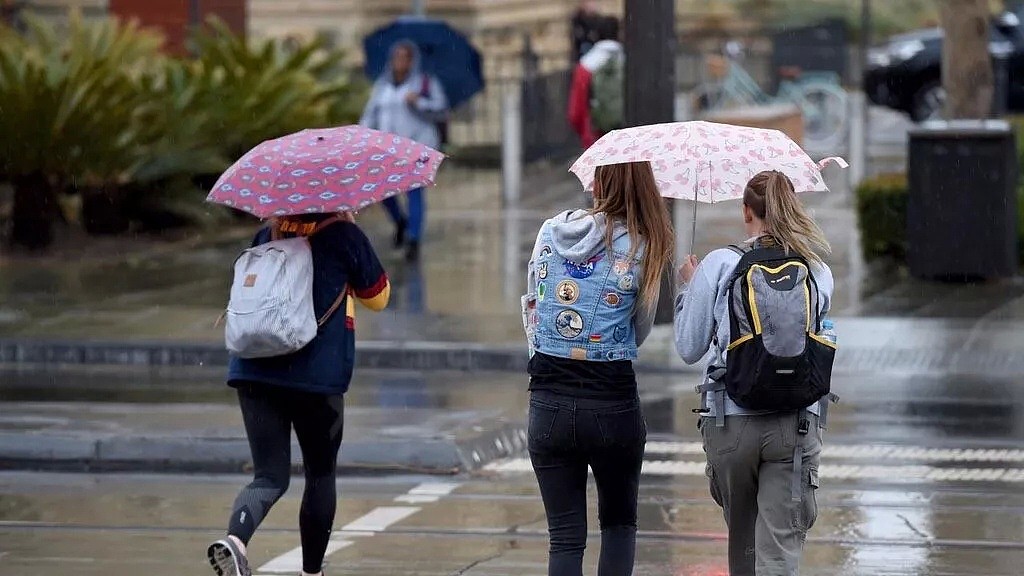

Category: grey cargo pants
[700, 412, 822, 576]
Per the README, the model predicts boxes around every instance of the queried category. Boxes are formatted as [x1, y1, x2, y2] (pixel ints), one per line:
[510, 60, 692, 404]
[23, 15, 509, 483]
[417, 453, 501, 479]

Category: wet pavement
[1, 459, 1022, 575]
[2, 113, 1024, 574]
[1, 364, 1023, 574]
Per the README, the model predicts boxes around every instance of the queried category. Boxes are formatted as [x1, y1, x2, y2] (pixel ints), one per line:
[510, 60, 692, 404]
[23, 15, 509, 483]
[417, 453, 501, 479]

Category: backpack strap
[792, 408, 810, 502]
[726, 243, 748, 256]
[317, 285, 349, 327]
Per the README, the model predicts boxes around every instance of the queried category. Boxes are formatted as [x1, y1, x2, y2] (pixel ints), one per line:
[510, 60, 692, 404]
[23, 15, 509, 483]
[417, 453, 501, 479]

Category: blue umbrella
[363, 17, 485, 109]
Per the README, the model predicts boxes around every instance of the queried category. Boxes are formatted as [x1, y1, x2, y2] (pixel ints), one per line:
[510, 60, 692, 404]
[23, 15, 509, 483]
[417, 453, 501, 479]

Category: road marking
[256, 482, 460, 574]
[257, 541, 352, 574]
[339, 506, 421, 533]
[644, 441, 1024, 463]
[485, 457, 1024, 484]
[393, 482, 460, 504]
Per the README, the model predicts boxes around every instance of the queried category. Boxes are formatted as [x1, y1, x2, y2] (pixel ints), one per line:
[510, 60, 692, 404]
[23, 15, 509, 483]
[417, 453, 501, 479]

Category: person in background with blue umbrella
[359, 41, 449, 262]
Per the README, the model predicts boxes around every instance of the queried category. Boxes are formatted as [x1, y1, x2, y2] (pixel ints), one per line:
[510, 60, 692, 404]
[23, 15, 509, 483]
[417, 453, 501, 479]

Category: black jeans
[528, 390, 647, 576]
[228, 382, 345, 574]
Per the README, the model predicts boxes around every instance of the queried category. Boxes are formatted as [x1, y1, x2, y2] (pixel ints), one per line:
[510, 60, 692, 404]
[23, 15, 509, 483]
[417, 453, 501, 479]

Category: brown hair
[743, 170, 830, 263]
[592, 162, 674, 308]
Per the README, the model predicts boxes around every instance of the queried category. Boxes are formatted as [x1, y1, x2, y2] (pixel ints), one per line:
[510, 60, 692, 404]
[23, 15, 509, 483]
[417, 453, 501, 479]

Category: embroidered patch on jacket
[537, 282, 547, 301]
[555, 309, 584, 339]
[570, 347, 587, 360]
[556, 280, 579, 305]
[538, 262, 548, 280]
[604, 292, 621, 307]
[540, 246, 552, 258]
[613, 260, 630, 276]
[618, 274, 635, 292]
[589, 334, 602, 343]
[243, 274, 258, 288]
[563, 255, 601, 279]
[613, 325, 628, 343]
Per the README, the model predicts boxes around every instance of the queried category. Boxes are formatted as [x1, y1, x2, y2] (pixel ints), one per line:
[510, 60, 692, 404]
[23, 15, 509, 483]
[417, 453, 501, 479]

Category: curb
[0, 339, 687, 374]
[0, 420, 528, 476]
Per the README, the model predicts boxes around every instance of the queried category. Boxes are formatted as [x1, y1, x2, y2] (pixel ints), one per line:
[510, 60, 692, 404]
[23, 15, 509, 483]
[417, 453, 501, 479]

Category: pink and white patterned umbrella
[206, 126, 445, 218]
[570, 121, 847, 203]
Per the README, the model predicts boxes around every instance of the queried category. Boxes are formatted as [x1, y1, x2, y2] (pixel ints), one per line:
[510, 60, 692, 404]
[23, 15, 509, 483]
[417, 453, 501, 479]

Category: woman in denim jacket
[521, 161, 674, 576]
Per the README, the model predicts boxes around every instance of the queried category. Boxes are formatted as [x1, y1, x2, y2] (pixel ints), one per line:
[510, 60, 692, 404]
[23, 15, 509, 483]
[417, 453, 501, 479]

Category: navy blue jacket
[228, 221, 389, 395]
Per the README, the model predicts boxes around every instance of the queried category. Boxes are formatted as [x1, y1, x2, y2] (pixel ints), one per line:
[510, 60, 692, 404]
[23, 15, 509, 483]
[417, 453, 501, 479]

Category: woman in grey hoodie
[674, 171, 834, 576]
[359, 41, 448, 261]
[522, 162, 674, 576]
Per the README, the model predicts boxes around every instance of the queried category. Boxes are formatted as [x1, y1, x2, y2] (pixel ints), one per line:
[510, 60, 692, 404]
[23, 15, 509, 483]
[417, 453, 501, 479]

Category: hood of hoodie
[548, 209, 628, 263]
[580, 39, 624, 72]
[382, 40, 423, 85]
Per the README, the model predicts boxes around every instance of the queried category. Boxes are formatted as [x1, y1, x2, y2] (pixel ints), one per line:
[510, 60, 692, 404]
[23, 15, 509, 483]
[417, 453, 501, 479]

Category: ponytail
[743, 170, 830, 263]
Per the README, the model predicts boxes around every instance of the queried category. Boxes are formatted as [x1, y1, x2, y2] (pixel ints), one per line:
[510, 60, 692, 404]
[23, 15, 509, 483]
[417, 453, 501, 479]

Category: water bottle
[819, 319, 837, 346]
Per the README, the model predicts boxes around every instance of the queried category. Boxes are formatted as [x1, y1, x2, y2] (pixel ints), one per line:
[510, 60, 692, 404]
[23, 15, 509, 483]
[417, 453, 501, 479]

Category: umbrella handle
[690, 199, 698, 255]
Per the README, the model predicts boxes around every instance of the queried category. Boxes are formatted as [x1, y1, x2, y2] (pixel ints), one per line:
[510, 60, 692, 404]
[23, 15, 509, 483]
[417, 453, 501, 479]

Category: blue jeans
[528, 390, 647, 576]
[381, 187, 425, 242]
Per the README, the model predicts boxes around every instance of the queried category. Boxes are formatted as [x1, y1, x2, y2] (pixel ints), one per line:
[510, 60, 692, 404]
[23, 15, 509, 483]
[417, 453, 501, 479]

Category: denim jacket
[522, 210, 657, 362]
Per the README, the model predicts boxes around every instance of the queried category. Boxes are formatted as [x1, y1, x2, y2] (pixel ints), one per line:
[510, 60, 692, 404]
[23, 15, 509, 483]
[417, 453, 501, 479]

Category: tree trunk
[940, 0, 994, 119]
[82, 185, 132, 236]
[9, 172, 58, 250]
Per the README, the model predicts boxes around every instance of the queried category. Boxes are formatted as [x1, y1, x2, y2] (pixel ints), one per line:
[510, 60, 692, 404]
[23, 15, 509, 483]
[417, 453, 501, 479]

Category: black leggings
[228, 382, 345, 574]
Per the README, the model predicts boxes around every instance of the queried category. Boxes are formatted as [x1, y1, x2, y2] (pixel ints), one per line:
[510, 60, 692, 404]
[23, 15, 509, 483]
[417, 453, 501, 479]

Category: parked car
[864, 9, 1023, 122]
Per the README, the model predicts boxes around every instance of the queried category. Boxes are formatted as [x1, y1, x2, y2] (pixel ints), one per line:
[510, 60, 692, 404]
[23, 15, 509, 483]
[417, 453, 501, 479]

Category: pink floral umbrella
[206, 126, 445, 219]
[569, 121, 846, 202]
[570, 121, 847, 250]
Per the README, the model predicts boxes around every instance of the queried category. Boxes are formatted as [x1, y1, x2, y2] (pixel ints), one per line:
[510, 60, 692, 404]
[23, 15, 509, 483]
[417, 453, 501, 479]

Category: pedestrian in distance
[521, 161, 674, 576]
[207, 212, 391, 576]
[359, 40, 449, 262]
[568, 16, 624, 149]
[674, 170, 838, 576]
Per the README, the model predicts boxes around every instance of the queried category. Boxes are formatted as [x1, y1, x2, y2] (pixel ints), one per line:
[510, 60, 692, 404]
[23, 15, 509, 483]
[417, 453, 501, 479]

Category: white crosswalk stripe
[485, 457, 1024, 483]
[643, 441, 1024, 463]
[485, 442, 1024, 484]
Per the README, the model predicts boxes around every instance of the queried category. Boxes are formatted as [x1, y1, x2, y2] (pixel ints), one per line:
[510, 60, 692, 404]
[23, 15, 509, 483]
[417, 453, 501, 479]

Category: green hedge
[0, 13, 367, 247]
[856, 176, 1024, 267]
[855, 173, 909, 263]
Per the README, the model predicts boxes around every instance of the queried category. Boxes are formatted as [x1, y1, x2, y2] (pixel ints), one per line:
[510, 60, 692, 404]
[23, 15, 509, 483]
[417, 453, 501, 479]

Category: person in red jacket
[567, 16, 623, 148]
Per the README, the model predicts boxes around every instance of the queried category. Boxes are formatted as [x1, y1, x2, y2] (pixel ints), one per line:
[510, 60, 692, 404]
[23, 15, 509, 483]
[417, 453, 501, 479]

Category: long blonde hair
[593, 162, 674, 308]
[743, 170, 830, 263]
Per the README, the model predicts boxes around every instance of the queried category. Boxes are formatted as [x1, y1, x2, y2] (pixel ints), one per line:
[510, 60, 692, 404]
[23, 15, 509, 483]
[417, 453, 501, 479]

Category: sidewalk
[5, 164, 1024, 373]
[0, 367, 532, 474]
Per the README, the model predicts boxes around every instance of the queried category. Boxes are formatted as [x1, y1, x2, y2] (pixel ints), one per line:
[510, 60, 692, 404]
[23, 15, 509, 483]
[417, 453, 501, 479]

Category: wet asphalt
[1, 368, 1022, 575]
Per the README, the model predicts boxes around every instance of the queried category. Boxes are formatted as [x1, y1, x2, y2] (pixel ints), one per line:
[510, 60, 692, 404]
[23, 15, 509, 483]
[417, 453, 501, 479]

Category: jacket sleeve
[359, 83, 381, 129]
[522, 224, 547, 339]
[337, 223, 390, 312]
[567, 64, 593, 145]
[411, 75, 449, 123]
[673, 261, 719, 365]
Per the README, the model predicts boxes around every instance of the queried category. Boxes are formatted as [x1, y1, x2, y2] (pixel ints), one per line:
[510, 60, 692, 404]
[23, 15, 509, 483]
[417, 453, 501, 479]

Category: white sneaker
[207, 539, 252, 576]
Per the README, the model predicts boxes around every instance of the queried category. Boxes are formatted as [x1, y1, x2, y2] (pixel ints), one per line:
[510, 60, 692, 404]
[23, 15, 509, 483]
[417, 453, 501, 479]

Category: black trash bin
[907, 120, 1018, 280]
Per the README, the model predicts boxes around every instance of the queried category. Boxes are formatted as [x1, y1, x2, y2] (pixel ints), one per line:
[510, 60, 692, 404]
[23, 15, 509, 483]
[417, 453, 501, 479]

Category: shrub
[0, 14, 367, 246]
[0, 12, 165, 245]
[855, 173, 909, 263]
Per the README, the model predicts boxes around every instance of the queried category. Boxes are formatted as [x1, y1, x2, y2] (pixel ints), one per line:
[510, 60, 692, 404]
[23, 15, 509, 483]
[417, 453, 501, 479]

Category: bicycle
[693, 46, 849, 150]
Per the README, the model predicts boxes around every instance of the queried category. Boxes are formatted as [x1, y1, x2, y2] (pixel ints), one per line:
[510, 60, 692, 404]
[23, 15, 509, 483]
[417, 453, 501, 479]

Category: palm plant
[0, 12, 164, 246]
[185, 19, 366, 165]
